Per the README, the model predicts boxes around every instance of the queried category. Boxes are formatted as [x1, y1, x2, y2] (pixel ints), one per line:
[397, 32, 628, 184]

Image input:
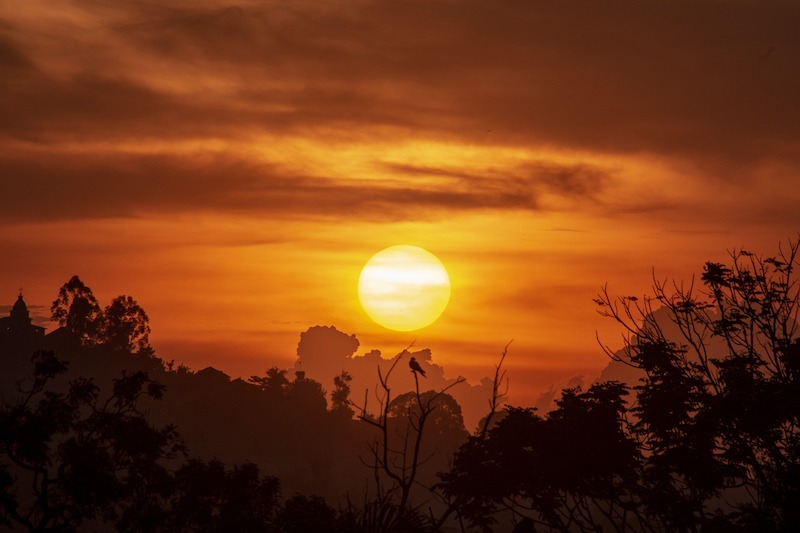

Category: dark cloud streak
[1, 0, 799, 226]
[383, 161, 610, 200]
[111, 0, 800, 164]
[2, 0, 798, 163]
[0, 151, 563, 223]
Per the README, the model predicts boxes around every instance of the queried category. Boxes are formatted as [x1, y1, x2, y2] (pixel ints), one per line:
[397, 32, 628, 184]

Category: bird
[409, 356, 426, 377]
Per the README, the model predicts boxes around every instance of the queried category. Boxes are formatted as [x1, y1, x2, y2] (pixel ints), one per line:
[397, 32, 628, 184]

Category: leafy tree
[0, 353, 292, 533]
[286, 370, 328, 416]
[440, 382, 641, 532]
[140, 459, 281, 533]
[594, 238, 800, 530]
[250, 367, 291, 400]
[0, 350, 182, 531]
[51, 277, 155, 354]
[102, 295, 152, 354]
[50, 275, 102, 345]
[331, 370, 354, 417]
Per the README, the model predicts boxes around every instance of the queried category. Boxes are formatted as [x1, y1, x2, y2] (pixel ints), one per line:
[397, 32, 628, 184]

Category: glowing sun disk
[358, 245, 451, 331]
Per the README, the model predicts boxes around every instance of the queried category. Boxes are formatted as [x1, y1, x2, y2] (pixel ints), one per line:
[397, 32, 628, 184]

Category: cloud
[382, 160, 611, 209]
[2, 0, 798, 167]
[0, 33, 32, 71]
[1, 0, 798, 229]
[291, 324, 499, 431]
[0, 148, 616, 223]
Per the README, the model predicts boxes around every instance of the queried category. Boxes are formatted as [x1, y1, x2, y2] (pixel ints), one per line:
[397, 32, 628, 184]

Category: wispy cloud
[3, 1, 798, 161]
[0, 149, 618, 222]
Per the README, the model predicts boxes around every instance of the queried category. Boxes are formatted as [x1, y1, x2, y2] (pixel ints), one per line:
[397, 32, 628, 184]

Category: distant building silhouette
[196, 366, 232, 385]
[0, 293, 45, 342]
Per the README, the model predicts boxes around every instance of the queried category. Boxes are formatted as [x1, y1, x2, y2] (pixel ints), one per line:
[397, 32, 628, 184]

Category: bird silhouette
[409, 356, 426, 377]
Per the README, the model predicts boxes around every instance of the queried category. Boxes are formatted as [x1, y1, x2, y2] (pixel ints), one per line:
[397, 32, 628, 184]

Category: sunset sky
[1, 0, 799, 406]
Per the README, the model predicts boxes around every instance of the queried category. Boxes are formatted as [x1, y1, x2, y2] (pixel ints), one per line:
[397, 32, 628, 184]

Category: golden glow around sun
[358, 245, 451, 331]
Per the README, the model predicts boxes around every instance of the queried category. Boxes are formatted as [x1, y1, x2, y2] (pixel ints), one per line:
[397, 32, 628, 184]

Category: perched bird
[409, 356, 426, 377]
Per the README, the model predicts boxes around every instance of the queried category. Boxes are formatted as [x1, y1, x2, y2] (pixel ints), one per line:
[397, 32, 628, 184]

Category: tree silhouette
[440, 382, 641, 531]
[388, 390, 469, 459]
[331, 370, 354, 418]
[352, 347, 466, 530]
[249, 367, 290, 400]
[0, 350, 182, 531]
[137, 459, 281, 533]
[0, 353, 330, 533]
[50, 275, 102, 346]
[286, 370, 328, 417]
[50, 276, 155, 355]
[594, 238, 800, 530]
[101, 295, 152, 354]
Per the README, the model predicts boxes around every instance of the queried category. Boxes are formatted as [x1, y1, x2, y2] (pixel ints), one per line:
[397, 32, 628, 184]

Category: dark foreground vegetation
[2, 237, 800, 532]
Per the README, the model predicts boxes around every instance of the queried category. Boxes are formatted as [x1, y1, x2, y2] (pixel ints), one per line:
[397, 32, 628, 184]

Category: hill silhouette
[0, 324, 381, 503]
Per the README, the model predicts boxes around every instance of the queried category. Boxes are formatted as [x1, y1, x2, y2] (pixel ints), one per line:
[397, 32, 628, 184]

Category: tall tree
[102, 295, 152, 354]
[50, 275, 102, 345]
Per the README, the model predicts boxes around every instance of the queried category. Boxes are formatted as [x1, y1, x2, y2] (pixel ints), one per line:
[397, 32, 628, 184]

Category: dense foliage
[50, 275, 152, 353]
[0, 351, 180, 531]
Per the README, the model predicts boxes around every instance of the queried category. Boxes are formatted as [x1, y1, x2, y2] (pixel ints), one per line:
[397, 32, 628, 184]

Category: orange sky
[1, 0, 799, 408]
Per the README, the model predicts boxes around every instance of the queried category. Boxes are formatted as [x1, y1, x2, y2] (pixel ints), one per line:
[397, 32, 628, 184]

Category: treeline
[3, 238, 800, 532]
[0, 350, 383, 532]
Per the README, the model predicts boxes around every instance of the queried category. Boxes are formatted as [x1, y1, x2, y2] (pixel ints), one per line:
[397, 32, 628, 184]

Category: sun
[358, 245, 451, 332]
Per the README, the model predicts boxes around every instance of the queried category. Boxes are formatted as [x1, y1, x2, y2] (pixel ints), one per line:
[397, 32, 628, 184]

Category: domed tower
[0, 293, 46, 341]
[10, 294, 33, 326]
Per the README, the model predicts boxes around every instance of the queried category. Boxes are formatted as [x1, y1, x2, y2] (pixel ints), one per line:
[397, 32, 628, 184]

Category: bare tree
[352, 347, 465, 530]
[479, 340, 511, 440]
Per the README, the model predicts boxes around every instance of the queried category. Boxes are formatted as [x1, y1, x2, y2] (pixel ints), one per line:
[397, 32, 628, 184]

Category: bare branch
[479, 341, 511, 439]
